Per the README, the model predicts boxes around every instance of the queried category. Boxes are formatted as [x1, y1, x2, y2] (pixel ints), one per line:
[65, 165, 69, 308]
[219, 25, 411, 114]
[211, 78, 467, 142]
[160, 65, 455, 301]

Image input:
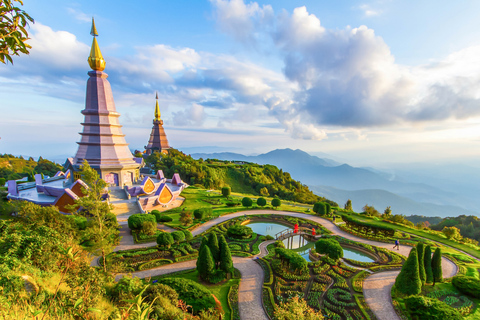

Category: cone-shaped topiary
[199, 236, 208, 254]
[432, 247, 443, 286]
[395, 248, 422, 295]
[219, 234, 234, 276]
[208, 232, 220, 266]
[416, 243, 426, 284]
[424, 245, 434, 283]
[197, 245, 215, 282]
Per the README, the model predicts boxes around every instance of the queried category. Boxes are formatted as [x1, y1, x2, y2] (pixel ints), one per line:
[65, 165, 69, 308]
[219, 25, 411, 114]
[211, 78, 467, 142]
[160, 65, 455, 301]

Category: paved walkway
[111, 209, 460, 320]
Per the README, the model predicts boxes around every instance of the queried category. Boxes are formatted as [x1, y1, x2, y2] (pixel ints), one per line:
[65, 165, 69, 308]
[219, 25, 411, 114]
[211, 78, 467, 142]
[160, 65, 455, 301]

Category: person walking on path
[393, 239, 400, 250]
[332, 216, 336, 223]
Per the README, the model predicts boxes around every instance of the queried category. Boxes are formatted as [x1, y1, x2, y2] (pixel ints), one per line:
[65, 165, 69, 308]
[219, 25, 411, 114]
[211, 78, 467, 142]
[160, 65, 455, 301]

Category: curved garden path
[113, 209, 459, 320]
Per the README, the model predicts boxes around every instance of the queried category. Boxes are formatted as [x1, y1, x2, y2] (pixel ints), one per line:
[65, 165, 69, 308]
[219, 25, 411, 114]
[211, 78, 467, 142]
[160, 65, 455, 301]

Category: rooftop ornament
[88, 17, 106, 71]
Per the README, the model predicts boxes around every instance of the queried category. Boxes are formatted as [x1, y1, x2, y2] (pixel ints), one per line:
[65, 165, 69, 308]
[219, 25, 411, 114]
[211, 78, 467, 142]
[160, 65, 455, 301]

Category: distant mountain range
[191, 148, 478, 218]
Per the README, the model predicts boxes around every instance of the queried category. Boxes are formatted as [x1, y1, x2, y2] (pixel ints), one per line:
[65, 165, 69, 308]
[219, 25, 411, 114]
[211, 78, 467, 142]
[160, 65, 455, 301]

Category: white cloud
[358, 4, 381, 17]
[66, 8, 91, 23]
[173, 103, 206, 126]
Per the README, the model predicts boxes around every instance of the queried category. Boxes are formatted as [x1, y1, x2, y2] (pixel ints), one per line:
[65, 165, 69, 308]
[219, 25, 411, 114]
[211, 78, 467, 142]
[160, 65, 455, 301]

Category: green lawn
[344, 212, 480, 260]
[151, 269, 239, 320]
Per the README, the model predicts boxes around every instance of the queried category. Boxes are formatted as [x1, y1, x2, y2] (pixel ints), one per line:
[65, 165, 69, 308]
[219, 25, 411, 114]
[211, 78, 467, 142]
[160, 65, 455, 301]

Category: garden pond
[246, 221, 375, 263]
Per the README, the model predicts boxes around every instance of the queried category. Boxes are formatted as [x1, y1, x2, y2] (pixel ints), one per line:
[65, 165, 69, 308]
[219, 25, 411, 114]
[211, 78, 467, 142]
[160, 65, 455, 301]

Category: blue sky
[1, 0, 480, 167]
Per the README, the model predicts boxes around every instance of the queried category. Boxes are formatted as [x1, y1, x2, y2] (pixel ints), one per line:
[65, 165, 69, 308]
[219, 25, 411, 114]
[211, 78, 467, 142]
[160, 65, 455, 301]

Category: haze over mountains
[191, 149, 479, 218]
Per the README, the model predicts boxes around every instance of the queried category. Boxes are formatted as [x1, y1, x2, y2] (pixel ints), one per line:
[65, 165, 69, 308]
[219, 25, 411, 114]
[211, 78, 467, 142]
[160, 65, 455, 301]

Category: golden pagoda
[145, 92, 171, 155]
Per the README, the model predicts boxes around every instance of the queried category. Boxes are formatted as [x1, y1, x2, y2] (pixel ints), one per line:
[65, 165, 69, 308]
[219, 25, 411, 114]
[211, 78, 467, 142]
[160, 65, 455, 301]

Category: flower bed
[352, 270, 370, 293]
[228, 284, 240, 320]
[138, 259, 172, 271]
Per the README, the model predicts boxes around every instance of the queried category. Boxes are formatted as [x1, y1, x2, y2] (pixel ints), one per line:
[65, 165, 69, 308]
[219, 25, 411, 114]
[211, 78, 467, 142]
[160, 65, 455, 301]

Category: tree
[260, 187, 269, 196]
[128, 213, 156, 230]
[156, 232, 174, 252]
[218, 234, 233, 276]
[274, 296, 324, 320]
[271, 198, 281, 209]
[344, 199, 352, 211]
[171, 231, 185, 244]
[196, 245, 215, 282]
[432, 247, 443, 286]
[416, 243, 426, 284]
[256, 197, 267, 207]
[424, 245, 434, 283]
[142, 221, 157, 236]
[363, 204, 381, 217]
[442, 226, 461, 240]
[221, 186, 231, 199]
[179, 211, 192, 226]
[67, 160, 118, 272]
[207, 232, 220, 267]
[383, 206, 392, 217]
[313, 202, 326, 215]
[1, 0, 34, 64]
[241, 197, 253, 208]
[395, 248, 422, 295]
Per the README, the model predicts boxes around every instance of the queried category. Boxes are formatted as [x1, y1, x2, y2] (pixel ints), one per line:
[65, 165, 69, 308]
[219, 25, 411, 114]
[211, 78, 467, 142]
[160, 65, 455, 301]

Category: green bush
[151, 210, 162, 222]
[271, 198, 281, 208]
[141, 221, 157, 236]
[226, 201, 240, 207]
[157, 215, 173, 222]
[395, 248, 422, 295]
[227, 224, 253, 239]
[404, 295, 462, 320]
[315, 238, 343, 260]
[452, 275, 480, 298]
[193, 207, 213, 220]
[182, 229, 193, 241]
[341, 214, 395, 237]
[256, 197, 267, 207]
[172, 231, 185, 243]
[156, 232, 174, 250]
[221, 186, 231, 198]
[241, 197, 253, 207]
[128, 213, 156, 230]
[275, 248, 308, 273]
[313, 202, 326, 215]
[157, 278, 216, 313]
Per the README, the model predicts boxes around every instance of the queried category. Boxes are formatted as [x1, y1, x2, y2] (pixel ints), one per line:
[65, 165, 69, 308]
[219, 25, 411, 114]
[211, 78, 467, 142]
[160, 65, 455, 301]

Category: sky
[1, 0, 480, 167]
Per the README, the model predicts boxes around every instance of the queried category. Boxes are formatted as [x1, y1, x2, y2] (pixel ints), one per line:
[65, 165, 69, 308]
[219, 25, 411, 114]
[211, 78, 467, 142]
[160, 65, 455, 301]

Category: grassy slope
[344, 212, 480, 260]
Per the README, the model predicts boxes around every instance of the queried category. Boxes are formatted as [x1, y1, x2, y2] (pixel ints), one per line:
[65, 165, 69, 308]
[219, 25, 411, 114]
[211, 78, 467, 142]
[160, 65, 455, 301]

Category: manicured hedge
[128, 213, 156, 230]
[341, 214, 395, 237]
[275, 247, 308, 273]
[158, 278, 216, 313]
[452, 275, 480, 298]
[227, 224, 253, 239]
[193, 207, 213, 220]
[157, 215, 173, 222]
[404, 295, 462, 320]
[315, 238, 343, 260]
[138, 259, 172, 271]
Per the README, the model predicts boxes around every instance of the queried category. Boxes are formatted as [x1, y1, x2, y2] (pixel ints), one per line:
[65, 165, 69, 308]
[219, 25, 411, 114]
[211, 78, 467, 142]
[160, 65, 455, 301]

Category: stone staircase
[109, 187, 127, 201]
[112, 200, 142, 223]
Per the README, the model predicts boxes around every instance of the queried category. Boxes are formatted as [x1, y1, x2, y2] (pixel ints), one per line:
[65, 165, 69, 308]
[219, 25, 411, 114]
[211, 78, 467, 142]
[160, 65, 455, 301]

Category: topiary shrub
[182, 229, 193, 241]
[128, 213, 156, 230]
[142, 221, 157, 236]
[452, 275, 480, 298]
[241, 197, 253, 207]
[171, 230, 185, 244]
[157, 278, 216, 314]
[257, 197, 267, 207]
[156, 232, 174, 251]
[157, 215, 173, 223]
[226, 201, 240, 207]
[271, 198, 281, 208]
[151, 210, 162, 222]
[395, 248, 422, 295]
[315, 238, 343, 260]
[404, 295, 462, 320]
[193, 207, 213, 220]
[227, 224, 253, 239]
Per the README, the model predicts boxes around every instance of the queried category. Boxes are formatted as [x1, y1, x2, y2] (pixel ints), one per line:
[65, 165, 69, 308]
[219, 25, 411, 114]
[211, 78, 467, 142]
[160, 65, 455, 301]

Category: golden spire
[88, 17, 106, 71]
[154, 92, 161, 120]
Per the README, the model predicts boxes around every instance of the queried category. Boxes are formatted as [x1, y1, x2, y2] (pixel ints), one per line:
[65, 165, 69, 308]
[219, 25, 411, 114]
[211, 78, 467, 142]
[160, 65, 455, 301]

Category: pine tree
[218, 234, 233, 276]
[197, 245, 215, 282]
[424, 245, 434, 283]
[208, 232, 220, 267]
[199, 236, 208, 254]
[432, 247, 443, 286]
[395, 248, 422, 295]
[416, 243, 426, 284]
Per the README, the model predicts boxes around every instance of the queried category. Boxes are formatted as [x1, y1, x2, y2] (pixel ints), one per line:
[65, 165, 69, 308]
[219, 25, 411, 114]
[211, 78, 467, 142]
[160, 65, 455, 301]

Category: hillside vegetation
[146, 149, 337, 206]
[0, 154, 62, 182]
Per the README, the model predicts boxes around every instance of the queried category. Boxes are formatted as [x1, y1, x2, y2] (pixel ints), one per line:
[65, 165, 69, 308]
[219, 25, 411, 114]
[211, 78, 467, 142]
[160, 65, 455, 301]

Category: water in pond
[342, 248, 375, 262]
[246, 221, 291, 238]
[246, 221, 374, 263]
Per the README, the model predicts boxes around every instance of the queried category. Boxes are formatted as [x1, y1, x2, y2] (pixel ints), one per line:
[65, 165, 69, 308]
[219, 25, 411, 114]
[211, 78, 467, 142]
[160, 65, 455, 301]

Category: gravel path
[112, 209, 460, 320]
